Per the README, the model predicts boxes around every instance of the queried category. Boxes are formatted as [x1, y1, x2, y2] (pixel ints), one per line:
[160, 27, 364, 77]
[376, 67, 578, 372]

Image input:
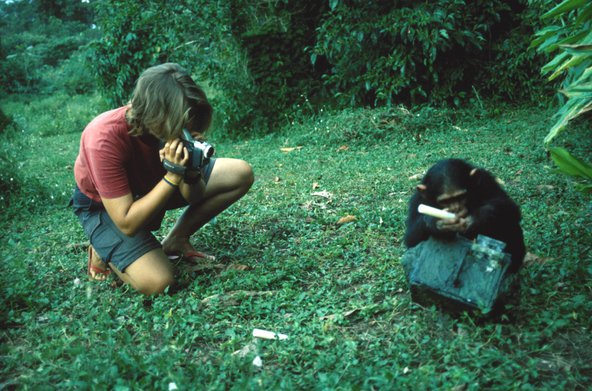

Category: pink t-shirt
[74, 106, 165, 202]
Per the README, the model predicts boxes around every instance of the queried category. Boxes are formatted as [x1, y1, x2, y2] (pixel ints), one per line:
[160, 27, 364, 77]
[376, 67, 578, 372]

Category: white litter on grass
[252, 356, 263, 368]
[74, 277, 82, 287]
[232, 341, 258, 358]
[252, 328, 288, 340]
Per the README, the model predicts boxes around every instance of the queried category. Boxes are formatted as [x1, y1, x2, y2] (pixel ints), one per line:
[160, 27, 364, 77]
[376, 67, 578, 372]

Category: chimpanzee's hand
[436, 215, 473, 233]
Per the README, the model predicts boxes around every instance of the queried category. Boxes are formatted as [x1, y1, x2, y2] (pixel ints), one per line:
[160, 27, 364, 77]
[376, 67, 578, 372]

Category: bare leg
[161, 158, 254, 254]
[108, 248, 174, 295]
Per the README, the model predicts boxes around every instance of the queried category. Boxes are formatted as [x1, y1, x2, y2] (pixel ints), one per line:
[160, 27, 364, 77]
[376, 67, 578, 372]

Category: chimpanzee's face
[436, 189, 467, 214]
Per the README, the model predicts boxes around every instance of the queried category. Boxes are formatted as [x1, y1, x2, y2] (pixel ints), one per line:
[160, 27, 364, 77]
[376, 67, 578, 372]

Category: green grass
[1, 95, 590, 390]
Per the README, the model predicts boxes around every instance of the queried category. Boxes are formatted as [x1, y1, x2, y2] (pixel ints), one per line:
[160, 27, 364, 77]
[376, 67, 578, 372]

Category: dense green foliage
[313, 0, 547, 106]
[89, 1, 200, 106]
[1, 94, 591, 389]
[0, 0, 97, 95]
[87, 0, 328, 138]
[531, 0, 592, 192]
[85, 0, 550, 136]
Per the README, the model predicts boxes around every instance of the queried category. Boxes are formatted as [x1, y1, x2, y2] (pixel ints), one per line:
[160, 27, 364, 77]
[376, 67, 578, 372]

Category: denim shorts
[72, 159, 216, 271]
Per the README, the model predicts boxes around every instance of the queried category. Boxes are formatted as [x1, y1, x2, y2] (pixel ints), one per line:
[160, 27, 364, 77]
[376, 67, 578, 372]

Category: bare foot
[161, 238, 215, 261]
[88, 245, 111, 281]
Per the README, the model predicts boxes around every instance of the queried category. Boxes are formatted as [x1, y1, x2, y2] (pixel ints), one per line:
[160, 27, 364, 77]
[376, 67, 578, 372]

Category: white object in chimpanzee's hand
[418, 204, 456, 220]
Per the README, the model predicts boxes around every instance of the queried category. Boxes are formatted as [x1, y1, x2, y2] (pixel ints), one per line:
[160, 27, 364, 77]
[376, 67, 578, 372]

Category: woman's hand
[159, 139, 189, 182]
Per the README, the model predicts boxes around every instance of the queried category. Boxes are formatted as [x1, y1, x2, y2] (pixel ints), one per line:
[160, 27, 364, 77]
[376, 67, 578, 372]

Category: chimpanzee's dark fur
[404, 159, 525, 273]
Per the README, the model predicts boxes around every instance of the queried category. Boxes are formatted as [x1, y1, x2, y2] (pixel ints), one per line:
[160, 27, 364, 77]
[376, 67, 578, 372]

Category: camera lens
[204, 145, 214, 158]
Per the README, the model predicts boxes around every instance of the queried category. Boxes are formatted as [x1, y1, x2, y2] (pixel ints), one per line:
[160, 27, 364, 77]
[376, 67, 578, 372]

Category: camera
[180, 129, 214, 171]
[161, 129, 215, 179]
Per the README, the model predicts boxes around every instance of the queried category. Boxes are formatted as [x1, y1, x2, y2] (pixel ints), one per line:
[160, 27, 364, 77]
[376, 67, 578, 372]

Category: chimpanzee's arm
[465, 195, 521, 237]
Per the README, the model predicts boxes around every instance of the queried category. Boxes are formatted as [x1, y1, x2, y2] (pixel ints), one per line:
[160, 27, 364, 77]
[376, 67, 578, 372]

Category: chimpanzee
[404, 158, 525, 273]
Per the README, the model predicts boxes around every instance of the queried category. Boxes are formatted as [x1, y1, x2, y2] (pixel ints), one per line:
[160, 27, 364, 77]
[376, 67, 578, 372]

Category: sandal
[165, 249, 216, 262]
[182, 250, 216, 262]
[87, 245, 112, 281]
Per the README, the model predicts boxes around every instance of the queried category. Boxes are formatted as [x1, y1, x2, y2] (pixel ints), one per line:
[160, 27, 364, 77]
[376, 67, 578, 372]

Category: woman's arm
[102, 139, 187, 237]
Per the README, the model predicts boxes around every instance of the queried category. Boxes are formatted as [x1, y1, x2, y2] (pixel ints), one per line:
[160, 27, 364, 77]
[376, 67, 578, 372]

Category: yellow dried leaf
[337, 215, 356, 225]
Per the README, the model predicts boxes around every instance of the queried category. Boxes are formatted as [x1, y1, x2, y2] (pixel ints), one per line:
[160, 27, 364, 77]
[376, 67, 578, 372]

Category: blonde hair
[127, 63, 212, 140]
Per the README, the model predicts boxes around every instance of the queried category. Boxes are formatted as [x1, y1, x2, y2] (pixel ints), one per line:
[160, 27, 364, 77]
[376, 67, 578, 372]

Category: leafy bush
[0, 47, 42, 94]
[40, 48, 98, 95]
[313, 0, 546, 106]
[89, 1, 187, 106]
[88, 1, 326, 137]
[0, 3, 96, 94]
[531, 0, 592, 192]
[211, 1, 326, 137]
[0, 107, 11, 134]
[475, 1, 551, 101]
[87, 1, 549, 137]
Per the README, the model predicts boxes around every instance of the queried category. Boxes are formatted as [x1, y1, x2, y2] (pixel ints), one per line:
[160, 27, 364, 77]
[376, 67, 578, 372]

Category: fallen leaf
[337, 215, 357, 225]
[312, 190, 332, 199]
[312, 182, 320, 189]
[227, 263, 250, 271]
[232, 341, 258, 357]
[337, 145, 349, 151]
[523, 252, 551, 265]
[65, 242, 90, 253]
[320, 308, 360, 321]
[408, 173, 423, 180]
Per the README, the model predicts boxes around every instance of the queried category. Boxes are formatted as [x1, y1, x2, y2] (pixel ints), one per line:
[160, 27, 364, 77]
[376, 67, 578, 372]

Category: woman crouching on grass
[71, 63, 254, 295]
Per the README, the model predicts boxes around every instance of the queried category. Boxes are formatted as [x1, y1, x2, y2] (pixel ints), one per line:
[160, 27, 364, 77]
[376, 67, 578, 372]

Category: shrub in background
[214, 1, 327, 137]
[475, 0, 551, 101]
[88, 0, 327, 138]
[41, 48, 98, 95]
[0, 1, 95, 94]
[87, 0, 549, 137]
[0, 107, 11, 134]
[90, 1, 183, 106]
[313, 0, 547, 107]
